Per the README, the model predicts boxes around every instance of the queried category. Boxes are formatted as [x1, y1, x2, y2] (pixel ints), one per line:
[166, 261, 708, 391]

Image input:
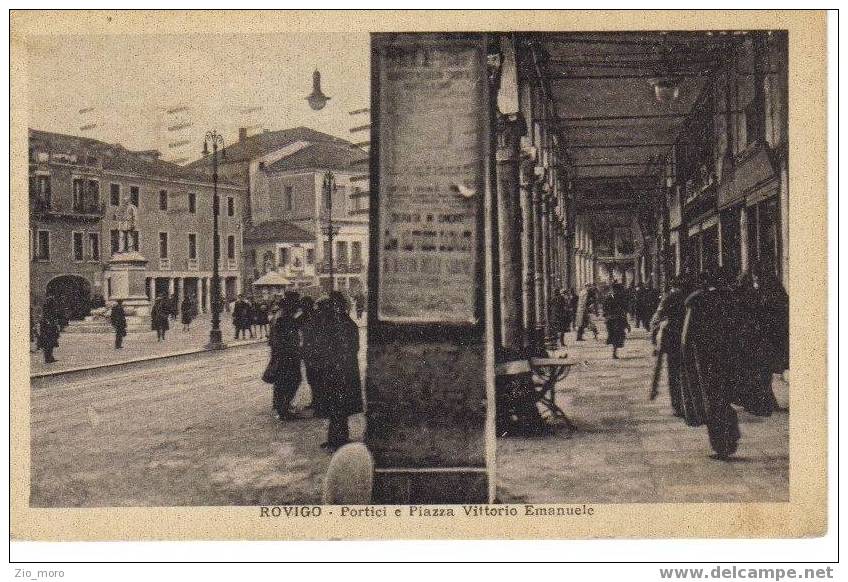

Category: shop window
[720, 207, 742, 277]
[700, 226, 720, 274]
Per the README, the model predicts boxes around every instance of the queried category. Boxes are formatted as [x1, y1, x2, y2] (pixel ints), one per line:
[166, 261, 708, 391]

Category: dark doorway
[46, 275, 92, 320]
[700, 225, 719, 274]
[721, 206, 742, 277]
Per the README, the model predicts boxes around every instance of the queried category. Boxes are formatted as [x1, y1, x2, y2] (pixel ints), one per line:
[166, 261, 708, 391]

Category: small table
[529, 357, 576, 432]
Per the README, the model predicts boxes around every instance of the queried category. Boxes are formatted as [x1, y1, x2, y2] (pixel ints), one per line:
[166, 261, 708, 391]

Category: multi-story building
[188, 126, 370, 295]
[29, 129, 248, 319]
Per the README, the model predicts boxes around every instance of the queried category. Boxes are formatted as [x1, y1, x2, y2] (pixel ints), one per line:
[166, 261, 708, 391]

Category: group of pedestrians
[263, 290, 363, 451]
[548, 288, 577, 347]
[232, 295, 273, 340]
[650, 268, 789, 459]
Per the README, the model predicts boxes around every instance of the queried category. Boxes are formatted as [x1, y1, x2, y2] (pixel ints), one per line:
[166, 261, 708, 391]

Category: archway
[46, 275, 92, 321]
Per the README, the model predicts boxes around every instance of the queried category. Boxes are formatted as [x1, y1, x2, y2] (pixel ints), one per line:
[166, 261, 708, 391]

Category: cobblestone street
[31, 314, 788, 507]
[497, 317, 790, 504]
[30, 332, 367, 507]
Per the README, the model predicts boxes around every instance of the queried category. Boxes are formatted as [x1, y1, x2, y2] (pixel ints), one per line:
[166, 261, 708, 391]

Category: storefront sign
[375, 37, 487, 323]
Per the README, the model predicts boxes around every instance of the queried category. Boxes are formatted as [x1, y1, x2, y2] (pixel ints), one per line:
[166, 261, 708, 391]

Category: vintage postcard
[10, 10, 828, 541]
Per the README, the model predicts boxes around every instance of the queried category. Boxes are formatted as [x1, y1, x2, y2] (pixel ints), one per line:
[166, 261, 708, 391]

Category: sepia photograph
[9, 10, 829, 544]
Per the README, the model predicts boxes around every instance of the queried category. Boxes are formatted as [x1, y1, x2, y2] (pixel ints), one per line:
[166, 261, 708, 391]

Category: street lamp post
[322, 170, 339, 292]
[204, 130, 227, 350]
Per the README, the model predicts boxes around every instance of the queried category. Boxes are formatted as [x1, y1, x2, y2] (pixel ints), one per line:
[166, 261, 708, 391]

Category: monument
[106, 197, 151, 330]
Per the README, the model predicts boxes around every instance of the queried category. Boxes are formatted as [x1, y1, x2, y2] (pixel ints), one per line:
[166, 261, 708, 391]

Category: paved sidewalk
[497, 317, 789, 504]
[30, 310, 369, 376]
[29, 313, 263, 376]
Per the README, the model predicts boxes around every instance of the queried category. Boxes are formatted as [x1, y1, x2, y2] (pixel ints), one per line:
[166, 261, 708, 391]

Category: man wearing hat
[266, 293, 302, 420]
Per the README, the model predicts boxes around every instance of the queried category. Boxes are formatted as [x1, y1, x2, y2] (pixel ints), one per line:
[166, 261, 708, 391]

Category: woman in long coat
[602, 283, 629, 359]
[548, 288, 566, 347]
[303, 291, 363, 450]
[680, 271, 741, 459]
[731, 273, 779, 416]
[180, 296, 197, 331]
[267, 296, 302, 420]
[150, 297, 170, 341]
[37, 312, 59, 363]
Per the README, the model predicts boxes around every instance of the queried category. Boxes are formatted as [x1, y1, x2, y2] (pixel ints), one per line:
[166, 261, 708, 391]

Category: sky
[25, 33, 371, 155]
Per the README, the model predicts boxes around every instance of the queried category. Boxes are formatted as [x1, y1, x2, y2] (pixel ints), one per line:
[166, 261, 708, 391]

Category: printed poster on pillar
[376, 36, 487, 324]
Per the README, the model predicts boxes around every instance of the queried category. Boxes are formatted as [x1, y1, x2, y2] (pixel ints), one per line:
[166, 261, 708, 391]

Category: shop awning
[253, 272, 293, 287]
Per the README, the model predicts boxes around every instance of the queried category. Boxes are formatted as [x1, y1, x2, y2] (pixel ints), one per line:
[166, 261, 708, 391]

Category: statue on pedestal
[114, 196, 138, 253]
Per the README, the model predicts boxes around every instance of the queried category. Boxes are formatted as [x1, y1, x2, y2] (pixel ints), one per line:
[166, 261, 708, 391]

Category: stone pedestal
[107, 251, 151, 330]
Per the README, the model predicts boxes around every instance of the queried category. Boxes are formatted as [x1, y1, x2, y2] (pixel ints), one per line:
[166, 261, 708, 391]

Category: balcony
[186, 258, 199, 271]
[71, 201, 105, 216]
[159, 257, 171, 270]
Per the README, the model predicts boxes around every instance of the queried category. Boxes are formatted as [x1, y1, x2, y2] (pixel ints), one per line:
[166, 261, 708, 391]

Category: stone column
[519, 153, 537, 352]
[532, 180, 547, 343]
[540, 192, 552, 335]
[495, 113, 526, 354]
[739, 205, 749, 274]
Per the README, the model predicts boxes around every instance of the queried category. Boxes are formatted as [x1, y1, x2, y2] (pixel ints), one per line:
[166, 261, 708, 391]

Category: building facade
[189, 127, 370, 296]
[29, 129, 247, 319]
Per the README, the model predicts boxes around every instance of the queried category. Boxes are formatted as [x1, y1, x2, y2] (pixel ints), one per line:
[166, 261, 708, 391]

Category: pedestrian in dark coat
[267, 296, 303, 420]
[255, 300, 270, 338]
[111, 299, 127, 349]
[232, 295, 250, 339]
[574, 284, 597, 341]
[304, 291, 363, 450]
[649, 278, 689, 416]
[151, 297, 169, 341]
[603, 282, 629, 359]
[680, 271, 741, 459]
[732, 273, 781, 415]
[37, 312, 59, 363]
[549, 288, 566, 346]
[180, 297, 196, 331]
[298, 295, 321, 407]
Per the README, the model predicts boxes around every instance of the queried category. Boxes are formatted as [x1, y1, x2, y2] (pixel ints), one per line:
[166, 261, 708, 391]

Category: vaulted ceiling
[524, 31, 732, 212]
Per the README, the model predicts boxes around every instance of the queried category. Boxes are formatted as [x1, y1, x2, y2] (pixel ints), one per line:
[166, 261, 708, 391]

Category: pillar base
[372, 468, 489, 504]
[205, 327, 228, 351]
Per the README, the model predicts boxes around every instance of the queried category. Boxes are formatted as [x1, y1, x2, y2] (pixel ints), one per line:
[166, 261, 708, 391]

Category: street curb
[30, 338, 267, 380]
